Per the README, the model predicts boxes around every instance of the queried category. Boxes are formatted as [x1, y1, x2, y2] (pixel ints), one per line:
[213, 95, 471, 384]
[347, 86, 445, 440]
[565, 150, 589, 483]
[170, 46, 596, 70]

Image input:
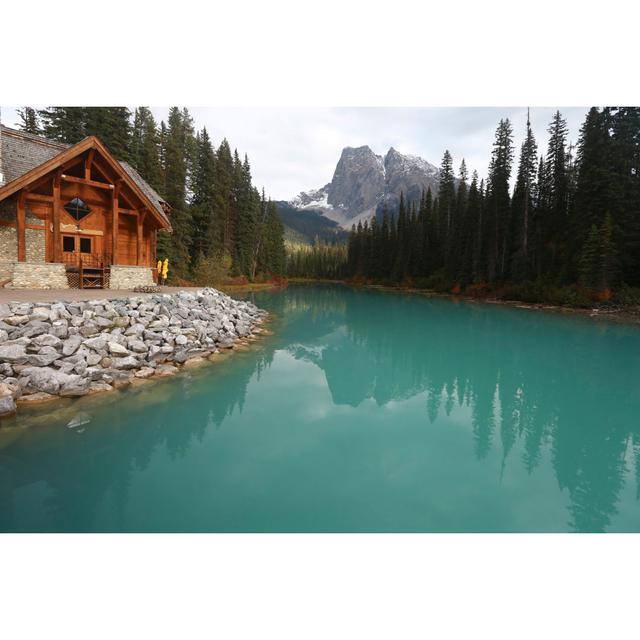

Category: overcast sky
[2, 107, 588, 200]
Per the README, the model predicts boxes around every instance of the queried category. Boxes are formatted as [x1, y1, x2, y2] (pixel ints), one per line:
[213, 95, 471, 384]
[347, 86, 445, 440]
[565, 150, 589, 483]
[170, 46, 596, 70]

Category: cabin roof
[0, 125, 171, 227]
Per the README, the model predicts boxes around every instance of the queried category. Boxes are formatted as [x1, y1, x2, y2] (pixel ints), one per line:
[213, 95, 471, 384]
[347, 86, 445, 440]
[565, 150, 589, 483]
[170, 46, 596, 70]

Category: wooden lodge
[0, 125, 172, 289]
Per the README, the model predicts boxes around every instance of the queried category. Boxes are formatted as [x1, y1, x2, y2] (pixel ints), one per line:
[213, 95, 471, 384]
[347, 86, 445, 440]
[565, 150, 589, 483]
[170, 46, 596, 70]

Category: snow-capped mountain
[288, 146, 442, 229]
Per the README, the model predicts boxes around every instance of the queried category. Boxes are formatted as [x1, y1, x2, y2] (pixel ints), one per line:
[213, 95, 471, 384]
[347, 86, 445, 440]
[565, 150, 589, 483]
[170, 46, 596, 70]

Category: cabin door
[62, 234, 94, 267]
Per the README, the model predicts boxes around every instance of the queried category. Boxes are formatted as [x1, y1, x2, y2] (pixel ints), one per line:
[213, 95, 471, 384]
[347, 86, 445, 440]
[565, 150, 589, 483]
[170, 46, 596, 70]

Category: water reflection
[1, 284, 639, 532]
[257, 285, 640, 532]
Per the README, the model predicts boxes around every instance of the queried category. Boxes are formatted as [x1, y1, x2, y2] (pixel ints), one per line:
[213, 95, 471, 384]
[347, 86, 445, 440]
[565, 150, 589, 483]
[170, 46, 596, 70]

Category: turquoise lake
[1, 284, 640, 532]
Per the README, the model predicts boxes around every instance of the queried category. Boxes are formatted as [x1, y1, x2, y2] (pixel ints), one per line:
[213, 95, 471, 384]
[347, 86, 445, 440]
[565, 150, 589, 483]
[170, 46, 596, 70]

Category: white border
[2, 1, 640, 638]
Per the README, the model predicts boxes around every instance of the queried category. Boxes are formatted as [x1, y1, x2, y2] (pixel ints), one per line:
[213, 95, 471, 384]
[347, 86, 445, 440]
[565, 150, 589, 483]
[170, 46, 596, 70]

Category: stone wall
[26, 229, 45, 262]
[0, 199, 46, 264]
[9, 262, 69, 289]
[25, 205, 46, 262]
[0, 261, 13, 282]
[110, 265, 154, 290]
[0, 197, 18, 277]
[0, 226, 17, 262]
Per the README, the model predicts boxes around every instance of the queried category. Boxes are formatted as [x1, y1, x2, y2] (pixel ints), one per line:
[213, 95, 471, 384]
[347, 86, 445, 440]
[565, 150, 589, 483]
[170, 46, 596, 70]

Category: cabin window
[80, 238, 92, 254]
[63, 236, 75, 252]
[64, 197, 92, 221]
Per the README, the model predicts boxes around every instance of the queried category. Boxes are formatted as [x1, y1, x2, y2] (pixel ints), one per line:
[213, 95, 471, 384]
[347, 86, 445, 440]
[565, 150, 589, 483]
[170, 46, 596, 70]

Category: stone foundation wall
[26, 229, 46, 262]
[25, 205, 46, 262]
[0, 226, 18, 262]
[0, 196, 16, 281]
[109, 265, 154, 290]
[0, 261, 13, 281]
[9, 262, 69, 289]
[0, 200, 46, 264]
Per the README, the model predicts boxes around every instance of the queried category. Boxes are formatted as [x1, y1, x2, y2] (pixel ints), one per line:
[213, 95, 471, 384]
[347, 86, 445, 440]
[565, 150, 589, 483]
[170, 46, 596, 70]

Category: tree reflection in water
[0, 284, 638, 532]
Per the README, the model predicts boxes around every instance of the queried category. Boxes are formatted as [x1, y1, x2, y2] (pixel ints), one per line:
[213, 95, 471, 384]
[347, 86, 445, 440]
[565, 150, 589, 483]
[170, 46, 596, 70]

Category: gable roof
[0, 125, 171, 229]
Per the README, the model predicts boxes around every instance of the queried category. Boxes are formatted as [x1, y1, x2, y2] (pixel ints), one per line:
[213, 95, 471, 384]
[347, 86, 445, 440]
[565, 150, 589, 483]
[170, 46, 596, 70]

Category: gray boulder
[22, 367, 68, 394]
[83, 336, 107, 351]
[0, 344, 28, 364]
[62, 335, 83, 356]
[28, 346, 62, 367]
[33, 334, 62, 348]
[111, 356, 139, 370]
[108, 341, 129, 356]
[0, 394, 17, 416]
[59, 375, 90, 397]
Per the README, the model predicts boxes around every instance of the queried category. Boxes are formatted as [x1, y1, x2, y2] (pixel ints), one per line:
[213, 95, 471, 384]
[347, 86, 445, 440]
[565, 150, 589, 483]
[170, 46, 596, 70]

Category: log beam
[25, 192, 53, 203]
[112, 183, 120, 264]
[85, 149, 95, 180]
[137, 210, 147, 266]
[152, 229, 157, 265]
[61, 174, 114, 190]
[17, 193, 26, 262]
[52, 173, 62, 262]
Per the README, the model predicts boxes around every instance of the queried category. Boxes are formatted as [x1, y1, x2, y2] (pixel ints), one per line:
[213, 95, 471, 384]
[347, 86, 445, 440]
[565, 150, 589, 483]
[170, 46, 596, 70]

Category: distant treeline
[345, 108, 640, 303]
[287, 243, 349, 280]
[16, 107, 286, 282]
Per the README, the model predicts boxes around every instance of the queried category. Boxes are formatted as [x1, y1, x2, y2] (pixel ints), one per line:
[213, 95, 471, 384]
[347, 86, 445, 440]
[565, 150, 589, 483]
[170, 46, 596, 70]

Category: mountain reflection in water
[1, 284, 639, 532]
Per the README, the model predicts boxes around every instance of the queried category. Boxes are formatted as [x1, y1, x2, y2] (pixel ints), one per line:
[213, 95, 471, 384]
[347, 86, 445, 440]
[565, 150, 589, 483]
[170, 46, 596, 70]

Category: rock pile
[0, 288, 267, 417]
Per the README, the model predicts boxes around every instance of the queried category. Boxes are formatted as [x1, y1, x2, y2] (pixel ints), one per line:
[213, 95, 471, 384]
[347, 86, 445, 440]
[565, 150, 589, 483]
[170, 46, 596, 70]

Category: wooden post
[151, 229, 157, 282]
[17, 192, 26, 262]
[84, 149, 95, 181]
[137, 210, 146, 266]
[52, 173, 62, 262]
[111, 183, 120, 264]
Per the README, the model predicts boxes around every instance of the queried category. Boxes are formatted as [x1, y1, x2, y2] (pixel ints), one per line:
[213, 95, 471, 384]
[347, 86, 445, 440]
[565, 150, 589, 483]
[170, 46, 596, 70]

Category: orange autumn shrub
[592, 288, 612, 302]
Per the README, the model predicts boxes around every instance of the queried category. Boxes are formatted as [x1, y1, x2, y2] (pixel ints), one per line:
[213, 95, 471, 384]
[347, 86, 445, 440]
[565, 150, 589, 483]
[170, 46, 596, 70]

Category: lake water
[1, 284, 640, 532]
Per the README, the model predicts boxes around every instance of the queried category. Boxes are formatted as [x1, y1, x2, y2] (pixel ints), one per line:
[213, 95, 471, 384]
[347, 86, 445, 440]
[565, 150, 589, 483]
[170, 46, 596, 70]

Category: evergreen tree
[484, 118, 514, 280]
[510, 109, 538, 280]
[608, 108, 640, 283]
[83, 107, 133, 160]
[448, 159, 468, 279]
[539, 110, 570, 277]
[189, 128, 217, 261]
[580, 213, 618, 292]
[38, 106, 133, 159]
[379, 205, 392, 277]
[394, 192, 410, 279]
[157, 107, 193, 275]
[462, 171, 480, 283]
[17, 107, 40, 134]
[39, 107, 86, 143]
[234, 155, 261, 277]
[260, 200, 286, 276]
[211, 139, 235, 259]
[438, 150, 456, 265]
[131, 107, 163, 192]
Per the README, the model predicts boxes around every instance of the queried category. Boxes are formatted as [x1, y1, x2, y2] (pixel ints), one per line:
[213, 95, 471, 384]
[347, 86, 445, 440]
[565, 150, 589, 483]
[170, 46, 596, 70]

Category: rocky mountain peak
[289, 145, 442, 228]
[327, 146, 385, 218]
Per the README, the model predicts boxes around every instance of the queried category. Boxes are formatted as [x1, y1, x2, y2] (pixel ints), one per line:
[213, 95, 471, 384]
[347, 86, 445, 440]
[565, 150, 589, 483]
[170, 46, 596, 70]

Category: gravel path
[0, 287, 201, 304]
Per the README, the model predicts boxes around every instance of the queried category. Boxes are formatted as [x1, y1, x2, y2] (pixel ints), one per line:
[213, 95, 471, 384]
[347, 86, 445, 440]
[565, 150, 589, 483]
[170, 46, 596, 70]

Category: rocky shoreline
[0, 288, 268, 418]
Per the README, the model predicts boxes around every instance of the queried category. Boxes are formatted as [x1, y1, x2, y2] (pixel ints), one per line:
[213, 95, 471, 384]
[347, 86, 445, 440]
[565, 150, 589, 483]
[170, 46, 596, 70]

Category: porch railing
[62, 252, 112, 270]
